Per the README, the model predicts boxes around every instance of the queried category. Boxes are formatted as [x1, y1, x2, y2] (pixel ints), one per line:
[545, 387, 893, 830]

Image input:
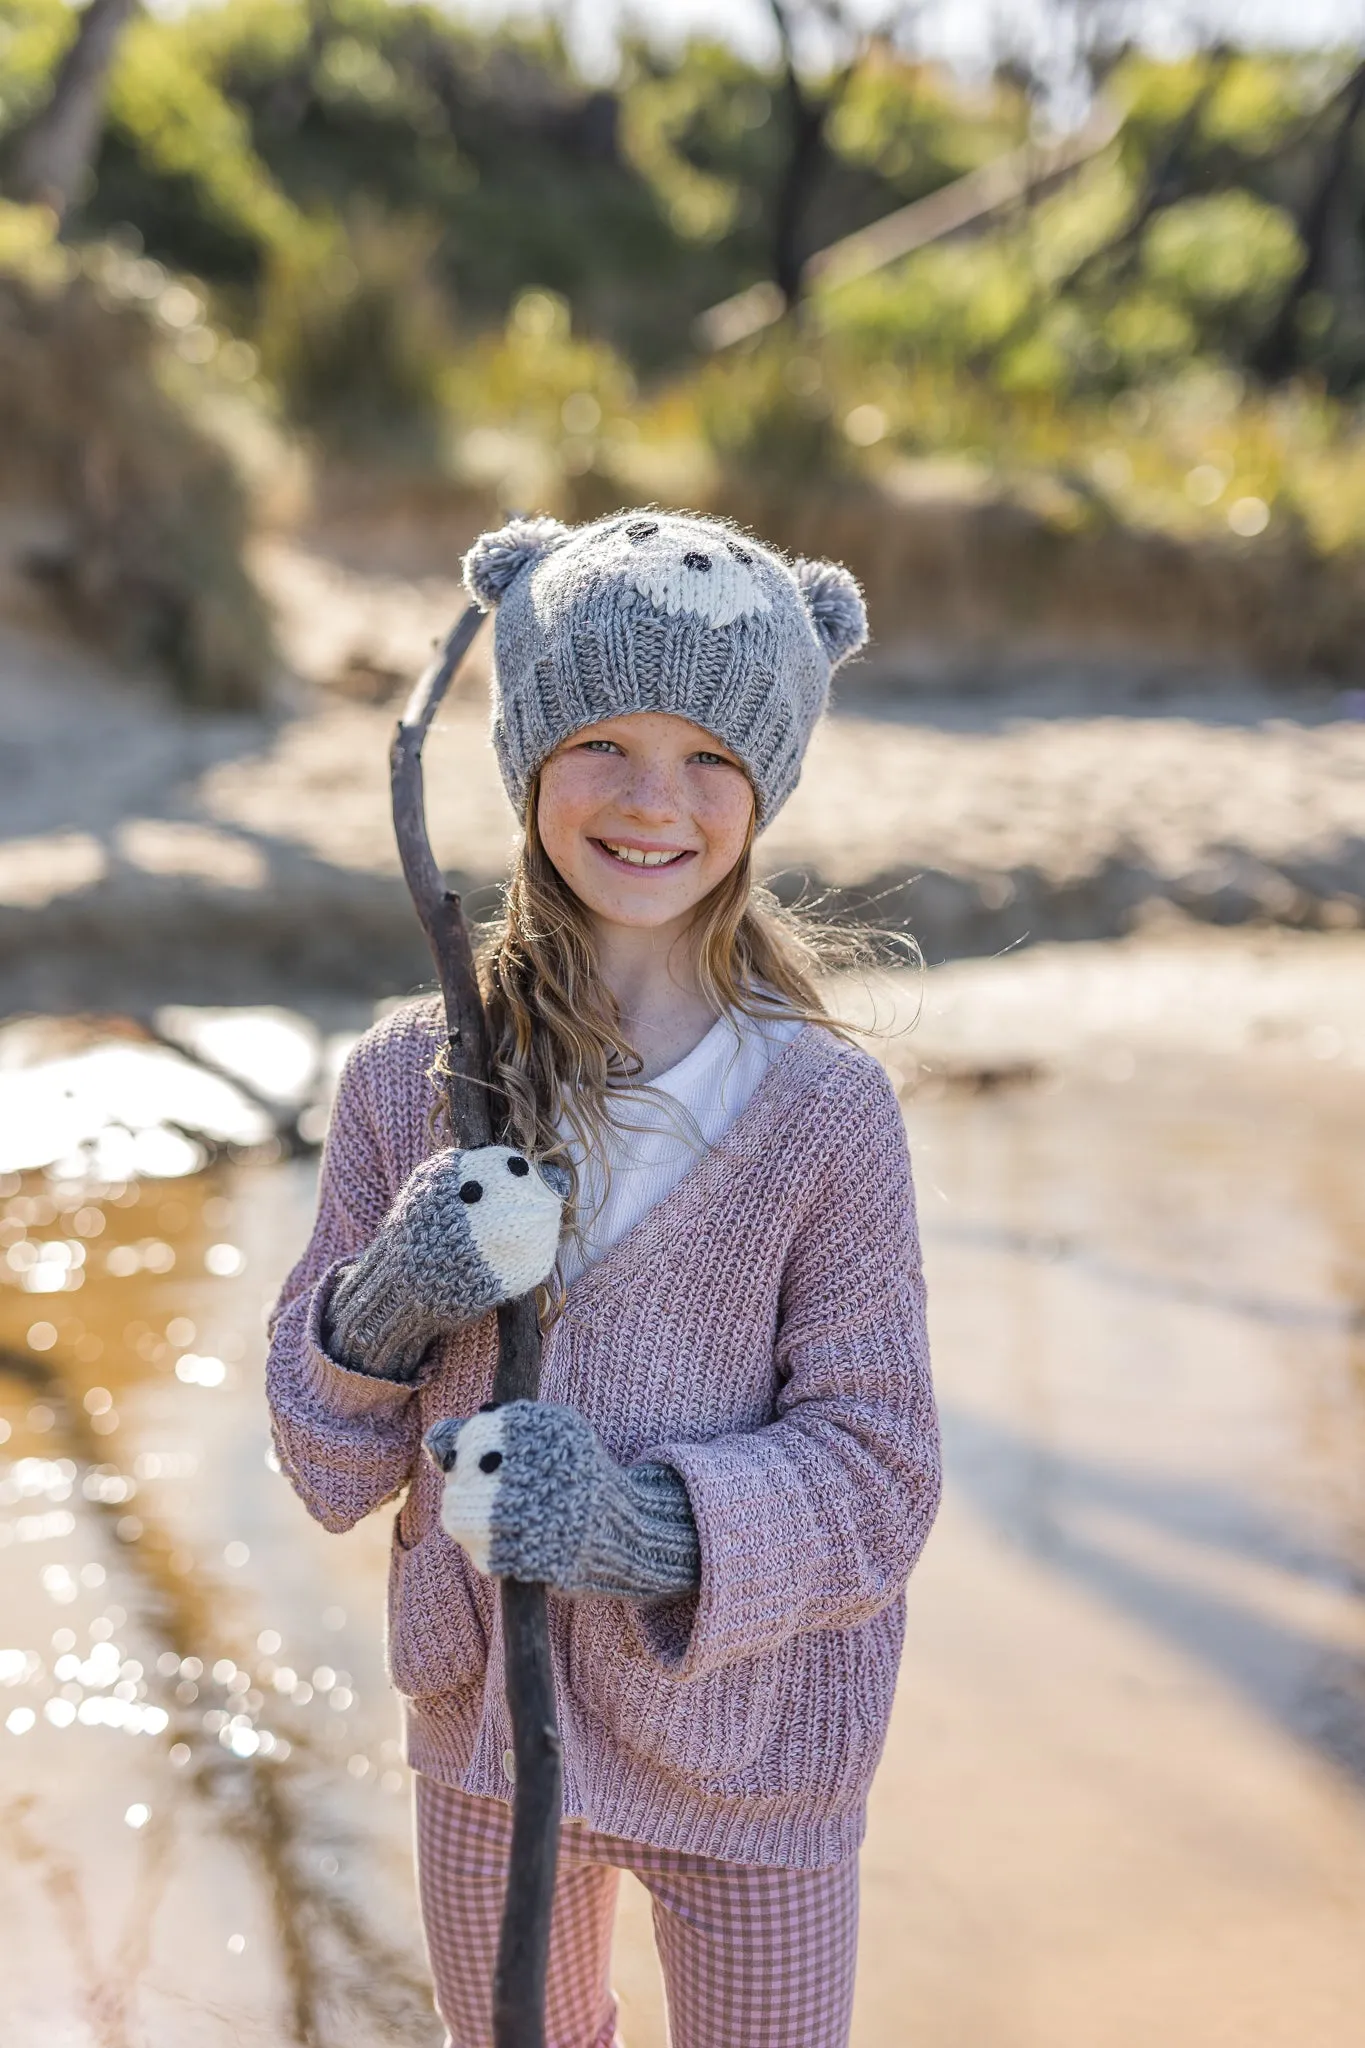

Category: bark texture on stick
[392, 605, 562, 2048]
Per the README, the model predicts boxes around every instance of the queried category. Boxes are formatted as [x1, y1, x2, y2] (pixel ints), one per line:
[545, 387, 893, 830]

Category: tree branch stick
[391, 605, 562, 2048]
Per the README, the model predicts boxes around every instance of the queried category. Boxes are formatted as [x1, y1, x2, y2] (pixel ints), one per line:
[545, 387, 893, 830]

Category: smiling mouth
[593, 840, 694, 869]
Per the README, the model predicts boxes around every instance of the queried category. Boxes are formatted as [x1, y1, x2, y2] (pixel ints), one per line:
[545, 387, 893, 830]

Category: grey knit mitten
[324, 1147, 567, 1382]
[425, 1402, 700, 1602]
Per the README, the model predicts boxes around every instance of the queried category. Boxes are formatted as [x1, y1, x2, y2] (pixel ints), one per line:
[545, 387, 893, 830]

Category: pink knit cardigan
[266, 1000, 940, 1868]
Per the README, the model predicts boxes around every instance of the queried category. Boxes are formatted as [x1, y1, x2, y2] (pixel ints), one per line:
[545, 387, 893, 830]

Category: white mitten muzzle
[438, 1408, 508, 1573]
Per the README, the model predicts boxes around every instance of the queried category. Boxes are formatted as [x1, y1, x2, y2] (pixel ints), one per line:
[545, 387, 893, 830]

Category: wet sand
[2, 936, 1363, 2045]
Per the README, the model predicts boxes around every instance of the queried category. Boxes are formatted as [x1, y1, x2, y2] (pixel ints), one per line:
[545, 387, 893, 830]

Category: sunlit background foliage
[6, 1, 1365, 698]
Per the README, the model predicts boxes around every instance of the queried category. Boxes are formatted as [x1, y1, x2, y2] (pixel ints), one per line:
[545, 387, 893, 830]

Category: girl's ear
[464, 515, 572, 608]
[794, 557, 868, 668]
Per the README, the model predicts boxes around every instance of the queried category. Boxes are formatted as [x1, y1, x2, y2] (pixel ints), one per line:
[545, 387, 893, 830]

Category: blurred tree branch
[1252, 56, 1365, 380]
[1053, 44, 1233, 301]
[4, 0, 140, 221]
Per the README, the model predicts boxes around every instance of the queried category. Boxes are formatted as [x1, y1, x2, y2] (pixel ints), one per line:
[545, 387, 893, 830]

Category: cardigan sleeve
[265, 1034, 425, 1534]
[642, 1056, 940, 1679]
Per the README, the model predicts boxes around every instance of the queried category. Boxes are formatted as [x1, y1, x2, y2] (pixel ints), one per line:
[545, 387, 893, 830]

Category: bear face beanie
[462, 509, 868, 827]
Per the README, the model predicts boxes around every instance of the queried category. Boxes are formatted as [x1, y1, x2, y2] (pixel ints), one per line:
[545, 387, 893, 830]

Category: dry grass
[0, 232, 272, 710]
[712, 472, 1365, 683]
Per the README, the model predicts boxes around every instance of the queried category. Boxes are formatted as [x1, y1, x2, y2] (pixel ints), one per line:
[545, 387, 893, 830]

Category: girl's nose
[617, 763, 680, 819]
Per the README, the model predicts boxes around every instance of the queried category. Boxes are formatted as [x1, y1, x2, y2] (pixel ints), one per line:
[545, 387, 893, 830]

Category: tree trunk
[1253, 58, 1365, 381]
[6, 0, 140, 219]
[772, 75, 827, 310]
[766, 1, 871, 313]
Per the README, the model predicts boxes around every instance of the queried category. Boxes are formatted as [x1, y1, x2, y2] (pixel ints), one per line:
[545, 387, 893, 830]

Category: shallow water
[1, 1007, 1363, 2046]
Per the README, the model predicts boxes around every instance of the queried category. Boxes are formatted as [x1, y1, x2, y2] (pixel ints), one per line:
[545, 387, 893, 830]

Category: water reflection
[1, 1303, 433, 2027]
[0, 1007, 351, 1179]
[2, 1004, 1364, 2046]
[0, 1026, 436, 2043]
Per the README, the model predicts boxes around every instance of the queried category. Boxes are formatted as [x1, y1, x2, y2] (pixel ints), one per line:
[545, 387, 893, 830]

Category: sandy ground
[1, 930, 1363, 2046]
[4, 537, 1365, 1011]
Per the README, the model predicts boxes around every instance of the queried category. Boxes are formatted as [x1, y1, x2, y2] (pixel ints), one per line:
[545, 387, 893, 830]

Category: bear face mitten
[323, 1146, 567, 1382]
[425, 1402, 700, 1602]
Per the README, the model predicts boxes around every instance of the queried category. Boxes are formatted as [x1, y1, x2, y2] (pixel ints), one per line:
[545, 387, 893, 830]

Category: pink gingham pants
[415, 1776, 860, 2048]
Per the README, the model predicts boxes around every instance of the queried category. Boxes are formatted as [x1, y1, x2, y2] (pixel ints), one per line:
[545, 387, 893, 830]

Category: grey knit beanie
[462, 508, 867, 827]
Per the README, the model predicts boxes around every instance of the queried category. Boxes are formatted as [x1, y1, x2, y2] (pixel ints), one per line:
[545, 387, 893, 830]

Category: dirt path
[4, 538, 1365, 1012]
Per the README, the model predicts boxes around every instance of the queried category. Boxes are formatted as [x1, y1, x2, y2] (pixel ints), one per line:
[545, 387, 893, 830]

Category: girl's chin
[582, 892, 706, 931]
[570, 872, 712, 930]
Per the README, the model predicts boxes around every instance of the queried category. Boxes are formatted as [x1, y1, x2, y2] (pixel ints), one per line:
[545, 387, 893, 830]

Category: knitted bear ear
[463, 515, 572, 609]
[794, 557, 867, 667]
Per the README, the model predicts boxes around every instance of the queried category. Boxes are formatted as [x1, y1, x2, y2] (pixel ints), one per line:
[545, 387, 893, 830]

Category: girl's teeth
[603, 844, 684, 867]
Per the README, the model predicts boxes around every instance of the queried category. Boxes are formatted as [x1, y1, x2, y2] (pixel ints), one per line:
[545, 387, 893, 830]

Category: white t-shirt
[555, 1008, 805, 1289]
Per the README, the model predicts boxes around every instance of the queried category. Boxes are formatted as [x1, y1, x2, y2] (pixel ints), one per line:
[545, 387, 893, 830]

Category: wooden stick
[391, 605, 562, 2048]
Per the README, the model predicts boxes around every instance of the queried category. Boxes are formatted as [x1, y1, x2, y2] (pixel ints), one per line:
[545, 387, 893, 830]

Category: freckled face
[536, 712, 755, 934]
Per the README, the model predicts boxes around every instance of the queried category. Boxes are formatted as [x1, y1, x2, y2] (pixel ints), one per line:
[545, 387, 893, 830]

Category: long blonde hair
[478, 770, 863, 1190]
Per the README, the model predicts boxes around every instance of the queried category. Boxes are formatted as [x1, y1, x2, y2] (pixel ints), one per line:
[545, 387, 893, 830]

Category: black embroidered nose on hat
[462, 508, 867, 827]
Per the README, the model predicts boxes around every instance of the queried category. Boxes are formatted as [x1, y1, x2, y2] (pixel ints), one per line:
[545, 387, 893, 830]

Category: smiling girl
[266, 510, 941, 2048]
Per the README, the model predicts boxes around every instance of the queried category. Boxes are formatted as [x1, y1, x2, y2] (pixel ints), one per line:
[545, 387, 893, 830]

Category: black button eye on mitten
[323, 1146, 565, 1381]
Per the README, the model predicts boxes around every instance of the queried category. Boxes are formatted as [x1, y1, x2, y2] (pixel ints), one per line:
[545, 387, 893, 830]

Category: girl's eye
[579, 739, 621, 754]
[693, 751, 736, 768]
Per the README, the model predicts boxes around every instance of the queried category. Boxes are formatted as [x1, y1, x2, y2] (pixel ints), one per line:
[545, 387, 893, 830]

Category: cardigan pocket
[566, 1598, 782, 1786]
[386, 1526, 490, 1704]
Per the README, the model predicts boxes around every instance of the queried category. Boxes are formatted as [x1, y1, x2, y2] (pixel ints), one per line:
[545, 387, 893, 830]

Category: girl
[266, 509, 941, 2048]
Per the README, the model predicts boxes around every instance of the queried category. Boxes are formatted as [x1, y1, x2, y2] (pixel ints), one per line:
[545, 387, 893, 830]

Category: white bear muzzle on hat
[462, 509, 867, 827]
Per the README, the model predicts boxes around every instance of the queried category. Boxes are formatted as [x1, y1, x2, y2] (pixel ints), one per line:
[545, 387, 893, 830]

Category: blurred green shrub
[828, 239, 1036, 372]
[0, 1, 1027, 367]
[620, 38, 766, 245]
[0, 0, 69, 140]
[256, 205, 455, 456]
[828, 47, 1024, 193]
[819, 65, 1311, 402]
[688, 337, 850, 490]
[8, 7, 1365, 600]
[0, 201, 272, 707]
[1141, 192, 1301, 344]
[0, 0, 304, 291]
[102, 6, 301, 273]
[446, 287, 638, 510]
